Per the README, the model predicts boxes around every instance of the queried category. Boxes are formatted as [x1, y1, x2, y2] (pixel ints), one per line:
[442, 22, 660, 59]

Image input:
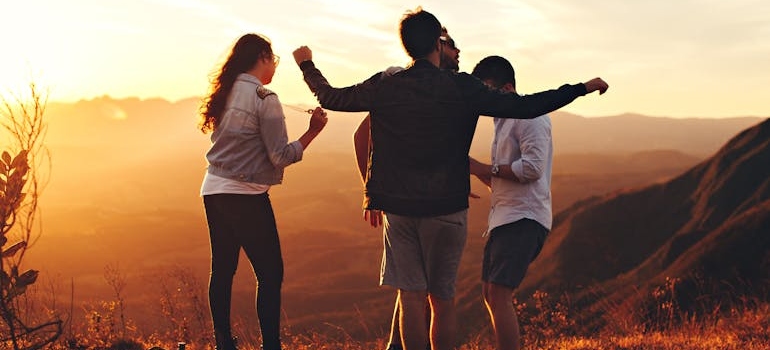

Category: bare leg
[427, 294, 456, 350]
[399, 289, 429, 350]
[483, 282, 520, 350]
[387, 293, 402, 349]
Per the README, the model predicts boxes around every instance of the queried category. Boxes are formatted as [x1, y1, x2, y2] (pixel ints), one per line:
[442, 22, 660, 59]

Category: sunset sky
[2, 0, 768, 118]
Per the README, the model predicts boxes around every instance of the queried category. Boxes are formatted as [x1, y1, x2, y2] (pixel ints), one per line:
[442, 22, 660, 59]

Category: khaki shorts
[380, 209, 467, 299]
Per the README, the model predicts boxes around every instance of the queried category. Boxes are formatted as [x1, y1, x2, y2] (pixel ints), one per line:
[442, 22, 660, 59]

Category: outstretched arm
[461, 74, 609, 120]
[294, 46, 380, 112]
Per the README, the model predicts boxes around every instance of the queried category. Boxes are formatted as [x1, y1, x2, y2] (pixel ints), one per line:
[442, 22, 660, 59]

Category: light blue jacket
[206, 73, 303, 185]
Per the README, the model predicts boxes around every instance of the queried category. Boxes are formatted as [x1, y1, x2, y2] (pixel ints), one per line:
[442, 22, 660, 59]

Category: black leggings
[203, 193, 283, 350]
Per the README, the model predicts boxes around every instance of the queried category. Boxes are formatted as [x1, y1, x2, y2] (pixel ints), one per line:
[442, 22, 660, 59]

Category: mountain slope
[519, 118, 770, 328]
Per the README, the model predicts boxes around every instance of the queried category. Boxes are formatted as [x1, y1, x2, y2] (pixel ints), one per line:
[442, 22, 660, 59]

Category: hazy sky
[2, 0, 769, 118]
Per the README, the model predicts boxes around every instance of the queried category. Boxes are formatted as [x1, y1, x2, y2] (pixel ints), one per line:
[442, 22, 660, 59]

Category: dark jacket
[300, 59, 587, 217]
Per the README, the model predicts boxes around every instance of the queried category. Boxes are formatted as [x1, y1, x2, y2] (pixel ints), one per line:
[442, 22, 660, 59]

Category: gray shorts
[380, 209, 467, 299]
[482, 218, 547, 289]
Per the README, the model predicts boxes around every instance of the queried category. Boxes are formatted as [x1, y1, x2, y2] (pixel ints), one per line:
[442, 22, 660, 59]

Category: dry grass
[39, 292, 768, 350]
[8, 261, 766, 350]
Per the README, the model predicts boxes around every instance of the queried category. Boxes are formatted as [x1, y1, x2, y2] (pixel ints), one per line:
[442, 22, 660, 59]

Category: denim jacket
[206, 73, 303, 185]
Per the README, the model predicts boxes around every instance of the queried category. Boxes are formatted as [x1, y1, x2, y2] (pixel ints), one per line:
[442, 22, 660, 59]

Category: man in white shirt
[469, 56, 553, 350]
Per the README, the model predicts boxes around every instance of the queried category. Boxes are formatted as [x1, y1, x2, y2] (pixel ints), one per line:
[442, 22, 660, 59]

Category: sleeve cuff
[299, 60, 315, 71]
[290, 140, 304, 161]
[577, 83, 589, 96]
[511, 160, 524, 182]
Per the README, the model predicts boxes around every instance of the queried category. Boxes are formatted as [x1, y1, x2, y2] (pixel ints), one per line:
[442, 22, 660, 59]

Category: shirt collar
[237, 73, 263, 85]
[410, 59, 439, 70]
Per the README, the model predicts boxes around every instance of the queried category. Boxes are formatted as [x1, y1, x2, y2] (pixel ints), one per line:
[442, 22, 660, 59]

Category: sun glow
[1, 1, 769, 117]
[0, 3, 87, 102]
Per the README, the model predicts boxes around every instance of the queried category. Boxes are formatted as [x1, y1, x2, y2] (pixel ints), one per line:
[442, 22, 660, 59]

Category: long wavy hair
[199, 33, 273, 134]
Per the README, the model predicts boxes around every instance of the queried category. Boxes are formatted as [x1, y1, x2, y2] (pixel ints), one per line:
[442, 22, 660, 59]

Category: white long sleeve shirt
[488, 114, 553, 231]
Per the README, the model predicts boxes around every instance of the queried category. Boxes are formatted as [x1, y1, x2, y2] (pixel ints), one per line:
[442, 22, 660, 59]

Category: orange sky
[2, 0, 769, 118]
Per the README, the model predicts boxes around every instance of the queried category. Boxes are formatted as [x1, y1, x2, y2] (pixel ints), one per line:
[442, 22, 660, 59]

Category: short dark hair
[399, 8, 442, 60]
[471, 55, 516, 90]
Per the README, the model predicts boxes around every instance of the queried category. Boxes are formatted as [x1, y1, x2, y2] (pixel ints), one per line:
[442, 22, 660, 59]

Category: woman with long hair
[199, 33, 327, 350]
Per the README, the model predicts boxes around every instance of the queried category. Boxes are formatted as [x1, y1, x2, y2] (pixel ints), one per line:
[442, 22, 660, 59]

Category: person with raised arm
[352, 26, 461, 350]
[293, 8, 607, 350]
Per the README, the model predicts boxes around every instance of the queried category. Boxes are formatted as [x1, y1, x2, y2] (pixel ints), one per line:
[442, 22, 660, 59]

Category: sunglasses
[439, 36, 457, 50]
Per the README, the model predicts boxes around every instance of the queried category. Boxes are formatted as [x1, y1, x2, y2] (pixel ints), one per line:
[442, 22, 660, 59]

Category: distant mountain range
[551, 112, 762, 156]
[45, 97, 761, 157]
[472, 111, 761, 157]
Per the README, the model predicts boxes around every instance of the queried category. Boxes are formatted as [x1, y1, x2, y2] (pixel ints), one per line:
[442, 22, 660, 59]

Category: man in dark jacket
[353, 25, 461, 350]
[293, 8, 608, 350]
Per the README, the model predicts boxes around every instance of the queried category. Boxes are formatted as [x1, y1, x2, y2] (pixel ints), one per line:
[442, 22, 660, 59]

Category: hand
[474, 173, 492, 189]
[293, 46, 313, 66]
[308, 107, 328, 133]
[363, 209, 383, 228]
[584, 77, 609, 95]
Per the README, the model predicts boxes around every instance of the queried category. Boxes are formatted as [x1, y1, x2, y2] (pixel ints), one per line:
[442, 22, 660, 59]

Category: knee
[257, 267, 284, 289]
[211, 260, 238, 279]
